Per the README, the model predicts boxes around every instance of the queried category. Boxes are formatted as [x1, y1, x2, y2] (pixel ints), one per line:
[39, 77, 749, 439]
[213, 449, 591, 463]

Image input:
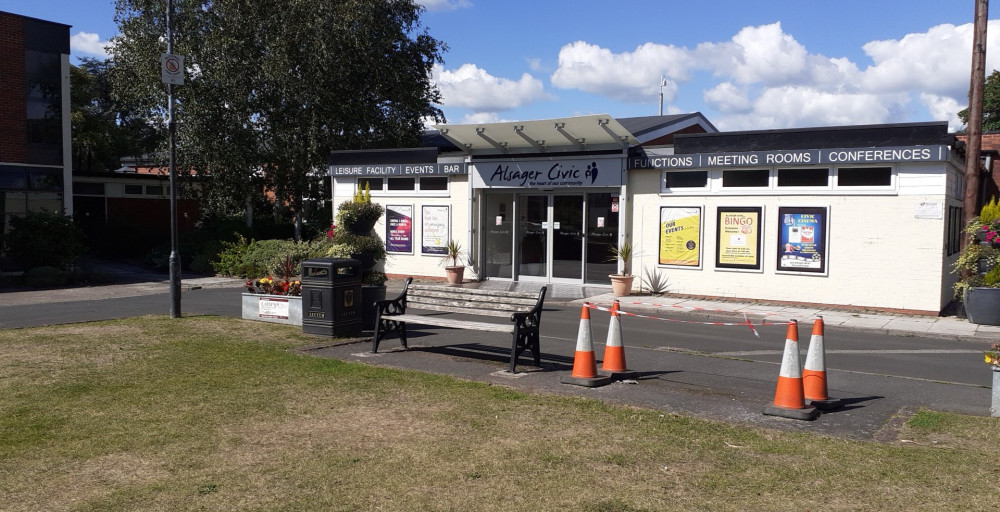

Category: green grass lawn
[1, 316, 998, 511]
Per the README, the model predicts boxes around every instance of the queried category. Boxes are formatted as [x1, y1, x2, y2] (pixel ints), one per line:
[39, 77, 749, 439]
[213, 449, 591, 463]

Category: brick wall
[0, 12, 26, 163]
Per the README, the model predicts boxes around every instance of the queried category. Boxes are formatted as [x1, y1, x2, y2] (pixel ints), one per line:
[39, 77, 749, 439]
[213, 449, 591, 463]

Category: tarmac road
[0, 268, 994, 441]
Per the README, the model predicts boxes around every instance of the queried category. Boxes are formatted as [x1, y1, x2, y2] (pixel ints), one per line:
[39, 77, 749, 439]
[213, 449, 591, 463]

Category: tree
[71, 58, 161, 173]
[959, 69, 1000, 132]
[109, 0, 446, 237]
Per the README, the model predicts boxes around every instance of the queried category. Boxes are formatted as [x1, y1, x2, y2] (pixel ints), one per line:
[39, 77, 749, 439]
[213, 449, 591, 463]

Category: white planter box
[241, 293, 302, 326]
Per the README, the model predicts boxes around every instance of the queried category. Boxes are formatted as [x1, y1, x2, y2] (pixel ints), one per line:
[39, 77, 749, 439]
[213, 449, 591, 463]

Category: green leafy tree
[71, 58, 161, 173]
[109, 0, 445, 237]
[959, 69, 1000, 131]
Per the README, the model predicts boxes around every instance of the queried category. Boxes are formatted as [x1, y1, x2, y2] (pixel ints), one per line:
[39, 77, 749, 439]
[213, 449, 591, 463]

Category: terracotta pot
[609, 274, 634, 297]
[445, 266, 465, 285]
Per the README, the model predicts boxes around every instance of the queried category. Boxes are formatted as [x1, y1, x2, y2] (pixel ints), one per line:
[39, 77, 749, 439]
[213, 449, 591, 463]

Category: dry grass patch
[1, 316, 997, 511]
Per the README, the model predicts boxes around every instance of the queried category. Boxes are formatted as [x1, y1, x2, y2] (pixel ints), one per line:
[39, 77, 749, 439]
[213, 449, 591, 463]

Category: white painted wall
[629, 161, 959, 313]
[332, 174, 472, 281]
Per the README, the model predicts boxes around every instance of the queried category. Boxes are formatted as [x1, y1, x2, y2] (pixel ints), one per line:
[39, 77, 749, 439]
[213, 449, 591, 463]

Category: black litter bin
[301, 258, 362, 337]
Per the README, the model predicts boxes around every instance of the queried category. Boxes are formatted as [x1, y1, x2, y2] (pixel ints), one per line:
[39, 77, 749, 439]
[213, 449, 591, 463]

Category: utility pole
[963, 0, 989, 251]
[167, 0, 181, 317]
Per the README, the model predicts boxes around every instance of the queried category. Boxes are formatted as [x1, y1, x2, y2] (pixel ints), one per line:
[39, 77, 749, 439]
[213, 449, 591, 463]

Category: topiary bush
[4, 212, 86, 270]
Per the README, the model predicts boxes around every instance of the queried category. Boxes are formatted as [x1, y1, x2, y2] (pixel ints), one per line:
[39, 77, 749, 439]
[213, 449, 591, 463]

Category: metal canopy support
[554, 122, 587, 150]
[513, 125, 546, 152]
[476, 128, 509, 153]
[598, 118, 630, 149]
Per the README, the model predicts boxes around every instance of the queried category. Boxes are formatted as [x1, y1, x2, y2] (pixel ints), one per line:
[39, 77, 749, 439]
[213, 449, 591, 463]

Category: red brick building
[0, 11, 71, 235]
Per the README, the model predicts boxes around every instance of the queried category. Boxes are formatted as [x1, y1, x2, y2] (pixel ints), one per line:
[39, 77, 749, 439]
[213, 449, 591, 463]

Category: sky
[5, 0, 1000, 132]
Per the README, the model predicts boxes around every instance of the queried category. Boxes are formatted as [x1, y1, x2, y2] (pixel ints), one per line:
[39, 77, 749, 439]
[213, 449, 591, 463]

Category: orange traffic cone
[803, 316, 842, 410]
[561, 303, 612, 387]
[763, 320, 819, 420]
[599, 300, 638, 380]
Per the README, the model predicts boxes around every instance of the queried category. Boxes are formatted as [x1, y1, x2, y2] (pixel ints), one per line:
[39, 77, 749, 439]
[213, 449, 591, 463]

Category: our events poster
[777, 207, 828, 274]
[421, 205, 449, 255]
[385, 205, 413, 254]
[659, 206, 701, 267]
[716, 207, 762, 270]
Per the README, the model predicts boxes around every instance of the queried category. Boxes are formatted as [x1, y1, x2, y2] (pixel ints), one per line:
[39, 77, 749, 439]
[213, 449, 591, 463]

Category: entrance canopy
[434, 114, 638, 157]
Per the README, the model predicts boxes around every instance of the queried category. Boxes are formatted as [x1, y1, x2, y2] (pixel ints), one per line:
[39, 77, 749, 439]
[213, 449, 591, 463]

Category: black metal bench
[371, 278, 547, 372]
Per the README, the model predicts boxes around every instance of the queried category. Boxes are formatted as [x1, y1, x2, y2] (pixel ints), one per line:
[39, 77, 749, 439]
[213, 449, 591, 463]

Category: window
[947, 206, 963, 256]
[145, 185, 165, 196]
[664, 171, 708, 189]
[357, 176, 448, 194]
[420, 177, 448, 191]
[387, 177, 415, 191]
[722, 169, 769, 188]
[29, 169, 61, 191]
[124, 184, 143, 195]
[0, 167, 28, 190]
[75, 182, 105, 195]
[838, 167, 892, 187]
[357, 178, 383, 192]
[777, 168, 829, 187]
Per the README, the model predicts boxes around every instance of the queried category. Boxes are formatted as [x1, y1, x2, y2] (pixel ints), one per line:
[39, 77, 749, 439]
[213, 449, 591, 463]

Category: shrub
[212, 235, 327, 278]
[24, 266, 69, 287]
[4, 212, 86, 270]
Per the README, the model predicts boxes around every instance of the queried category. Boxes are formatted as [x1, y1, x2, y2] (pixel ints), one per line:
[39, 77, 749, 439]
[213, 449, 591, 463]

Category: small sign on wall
[258, 297, 289, 319]
[914, 201, 943, 219]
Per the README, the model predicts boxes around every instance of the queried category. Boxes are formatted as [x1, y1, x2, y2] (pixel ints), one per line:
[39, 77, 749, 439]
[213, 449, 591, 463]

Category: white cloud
[70, 31, 110, 59]
[416, 0, 472, 12]
[547, 20, 1000, 130]
[716, 87, 903, 131]
[695, 23, 808, 85]
[434, 63, 552, 112]
[921, 93, 965, 131]
[703, 82, 750, 113]
[550, 40, 688, 102]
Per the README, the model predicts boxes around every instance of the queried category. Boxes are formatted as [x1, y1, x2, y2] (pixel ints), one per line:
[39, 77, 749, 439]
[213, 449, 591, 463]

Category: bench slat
[389, 314, 514, 333]
[407, 302, 516, 318]
[408, 288, 540, 307]
[410, 284, 542, 302]
[408, 297, 531, 313]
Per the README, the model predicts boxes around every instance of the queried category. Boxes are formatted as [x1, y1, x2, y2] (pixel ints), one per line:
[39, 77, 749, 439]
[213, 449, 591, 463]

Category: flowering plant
[245, 276, 302, 296]
[985, 343, 1000, 368]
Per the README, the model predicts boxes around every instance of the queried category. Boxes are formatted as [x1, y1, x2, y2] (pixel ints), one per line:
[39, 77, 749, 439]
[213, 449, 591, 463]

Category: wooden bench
[371, 278, 547, 373]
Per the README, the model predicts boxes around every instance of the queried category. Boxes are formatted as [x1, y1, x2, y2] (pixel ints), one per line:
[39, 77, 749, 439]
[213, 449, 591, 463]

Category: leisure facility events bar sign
[330, 163, 467, 176]
[630, 145, 950, 170]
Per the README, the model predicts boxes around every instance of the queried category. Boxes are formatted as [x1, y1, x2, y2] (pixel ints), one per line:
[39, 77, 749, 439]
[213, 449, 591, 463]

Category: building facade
[328, 115, 966, 315]
[0, 11, 72, 236]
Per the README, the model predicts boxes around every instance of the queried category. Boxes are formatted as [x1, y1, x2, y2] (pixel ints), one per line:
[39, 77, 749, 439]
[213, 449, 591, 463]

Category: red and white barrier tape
[585, 302, 797, 338]
[615, 299, 786, 317]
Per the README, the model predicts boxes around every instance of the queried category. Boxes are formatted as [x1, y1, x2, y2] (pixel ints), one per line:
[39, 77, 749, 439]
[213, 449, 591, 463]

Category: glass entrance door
[484, 191, 615, 284]
[519, 195, 548, 279]
[552, 195, 583, 280]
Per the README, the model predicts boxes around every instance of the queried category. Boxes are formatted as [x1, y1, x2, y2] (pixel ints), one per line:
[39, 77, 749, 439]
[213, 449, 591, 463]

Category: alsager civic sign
[630, 145, 950, 170]
[472, 157, 623, 188]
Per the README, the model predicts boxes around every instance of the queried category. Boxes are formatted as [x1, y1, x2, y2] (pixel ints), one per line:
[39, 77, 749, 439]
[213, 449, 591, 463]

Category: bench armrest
[510, 285, 546, 329]
[375, 277, 412, 316]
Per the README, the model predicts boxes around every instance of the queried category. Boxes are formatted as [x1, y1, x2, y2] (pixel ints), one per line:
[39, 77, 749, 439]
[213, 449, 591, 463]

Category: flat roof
[433, 114, 638, 156]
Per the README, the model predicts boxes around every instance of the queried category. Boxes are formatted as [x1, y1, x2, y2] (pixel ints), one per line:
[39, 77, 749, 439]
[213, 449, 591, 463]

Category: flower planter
[609, 274, 634, 297]
[242, 293, 302, 326]
[445, 266, 465, 284]
[348, 217, 378, 235]
[964, 287, 1000, 326]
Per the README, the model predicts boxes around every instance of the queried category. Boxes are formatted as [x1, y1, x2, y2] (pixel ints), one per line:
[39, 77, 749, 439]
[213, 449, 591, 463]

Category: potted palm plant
[607, 240, 634, 296]
[442, 239, 465, 284]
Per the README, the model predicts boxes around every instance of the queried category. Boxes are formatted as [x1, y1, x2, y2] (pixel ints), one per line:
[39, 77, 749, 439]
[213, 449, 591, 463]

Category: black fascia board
[674, 122, 953, 154]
